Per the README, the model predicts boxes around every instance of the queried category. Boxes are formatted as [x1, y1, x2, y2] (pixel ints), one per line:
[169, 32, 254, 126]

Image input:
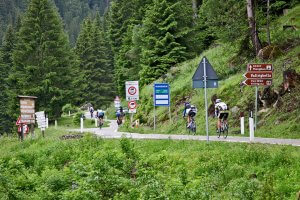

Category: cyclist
[90, 106, 94, 118]
[97, 109, 105, 127]
[183, 102, 191, 118]
[116, 106, 124, 125]
[187, 105, 197, 128]
[214, 99, 229, 133]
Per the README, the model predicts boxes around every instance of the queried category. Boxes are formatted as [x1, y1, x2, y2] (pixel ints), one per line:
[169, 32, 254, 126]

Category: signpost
[128, 100, 137, 123]
[126, 81, 139, 101]
[128, 100, 137, 113]
[153, 83, 171, 130]
[35, 111, 46, 137]
[18, 96, 37, 141]
[114, 96, 121, 108]
[243, 64, 273, 130]
[192, 57, 218, 142]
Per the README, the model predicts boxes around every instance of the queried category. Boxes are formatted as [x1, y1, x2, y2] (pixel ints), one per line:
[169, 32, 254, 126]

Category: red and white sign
[125, 81, 139, 101]
[247, 64, 273, 71]
[243, 79, 272, 86]
[128, 100, 137, 109]
[128, 86, 137, 95]
[243, 71, 273, 79]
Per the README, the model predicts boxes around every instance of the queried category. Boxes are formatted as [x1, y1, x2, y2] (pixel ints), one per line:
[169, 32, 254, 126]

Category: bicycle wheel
[224, 124, 228, 139]
[192, 122, 196, 135]
[218, 127, 222, 138]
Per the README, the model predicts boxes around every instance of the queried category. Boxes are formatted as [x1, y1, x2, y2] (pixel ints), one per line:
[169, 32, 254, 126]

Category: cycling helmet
[216, 99, 221, 103]
[191, 105, 195, 108]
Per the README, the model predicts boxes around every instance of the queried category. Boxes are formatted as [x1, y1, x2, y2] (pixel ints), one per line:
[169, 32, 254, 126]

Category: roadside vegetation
[0, 127, 299, 199]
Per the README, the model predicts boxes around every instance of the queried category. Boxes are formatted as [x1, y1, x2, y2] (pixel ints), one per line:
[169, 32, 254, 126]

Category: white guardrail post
[80, 117, 83, 133]
[249, 117, 254, 142]
[241, 117, 245, 135]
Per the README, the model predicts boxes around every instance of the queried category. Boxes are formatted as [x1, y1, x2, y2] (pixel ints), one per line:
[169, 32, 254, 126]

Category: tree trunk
[192, 0, 198, 19]
[266, 0, 271, 45]
[246, 0, 262, 56]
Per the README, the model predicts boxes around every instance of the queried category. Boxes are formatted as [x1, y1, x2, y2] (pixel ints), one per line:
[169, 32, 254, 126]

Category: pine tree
[75, 16, 115, 108]
[139, 0, 187, 85]
[10, 0, 74, 119]
[0, 25, 15, 135]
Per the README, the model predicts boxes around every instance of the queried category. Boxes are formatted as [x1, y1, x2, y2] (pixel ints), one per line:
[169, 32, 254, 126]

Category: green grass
[0, 131, 299, 199]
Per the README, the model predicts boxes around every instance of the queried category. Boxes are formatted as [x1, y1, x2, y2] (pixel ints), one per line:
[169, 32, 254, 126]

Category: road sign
[126, 81, 139, 101]
[128, 100, 137, 109]
[192, 56, 218, 88]
[247, 64, 273, 71]
[243, 71, 273, 79]
[243, 79, 273, 86]
[35, 111, 46, 128]
[114, 96, 121, 108]
[128, 109, 136, 114]
[18, 96, 37, 124]
[154, 83, 170, 106]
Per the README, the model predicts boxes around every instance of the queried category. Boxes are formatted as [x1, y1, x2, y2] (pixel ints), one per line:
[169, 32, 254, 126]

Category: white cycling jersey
[215, 102, 228, 111]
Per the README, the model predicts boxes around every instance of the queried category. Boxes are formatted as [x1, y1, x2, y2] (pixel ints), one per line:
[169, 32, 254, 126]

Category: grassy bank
[0, 130, 299, 199]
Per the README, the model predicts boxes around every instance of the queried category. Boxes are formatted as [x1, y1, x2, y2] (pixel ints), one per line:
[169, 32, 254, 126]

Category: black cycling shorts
[98, 116, 104, 119]
[188, 111, 196, 118]
[218, 112, 229, 120]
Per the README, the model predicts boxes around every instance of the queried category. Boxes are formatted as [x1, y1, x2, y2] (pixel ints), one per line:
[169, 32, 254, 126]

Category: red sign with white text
[247, 64, 273, 71]
[243, 71, 273, 79]
[243, 79, 272, 86]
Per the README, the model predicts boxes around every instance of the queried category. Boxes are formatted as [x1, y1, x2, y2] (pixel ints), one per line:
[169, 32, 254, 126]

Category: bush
[73, 111, 85, 125]
[62, 104, 78, 115]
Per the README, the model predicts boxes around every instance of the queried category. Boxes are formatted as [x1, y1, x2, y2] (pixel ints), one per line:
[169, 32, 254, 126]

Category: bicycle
[117, 116, 123, 126]
[187, 116, 196, 135]
[98, 118, 104, 129]
[218, 119, 228, 139]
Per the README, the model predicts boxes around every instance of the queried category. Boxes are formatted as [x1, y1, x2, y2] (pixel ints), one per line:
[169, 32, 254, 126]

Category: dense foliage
[0, 0, 109, 45]
[0, 133, 299, 199]
[74, 16, 115, 107]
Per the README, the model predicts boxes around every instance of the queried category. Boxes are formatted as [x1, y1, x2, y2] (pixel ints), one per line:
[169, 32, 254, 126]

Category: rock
[257, 45, 283, 60]
[269, 46, 283, 59]
[258, 108, 270, 113]
[257, 45, 273, 60]
[230, 106, 239, 114]
[259, 86, 279, 108]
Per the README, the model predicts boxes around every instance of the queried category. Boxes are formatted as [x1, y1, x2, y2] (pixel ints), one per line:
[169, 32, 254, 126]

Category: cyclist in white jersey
[215, 99, 229, 133]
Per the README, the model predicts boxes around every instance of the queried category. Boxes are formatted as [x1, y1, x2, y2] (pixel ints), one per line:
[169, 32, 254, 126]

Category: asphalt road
[73, 116, 300, 147]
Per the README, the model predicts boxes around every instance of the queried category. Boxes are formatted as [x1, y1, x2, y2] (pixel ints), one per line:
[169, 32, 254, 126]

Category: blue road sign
[154, 83, 170, 107]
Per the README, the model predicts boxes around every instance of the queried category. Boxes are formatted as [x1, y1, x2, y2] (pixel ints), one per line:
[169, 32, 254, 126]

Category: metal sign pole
[203, 58, 209, 142]
[255, 86, 258, 130]
[154, 106, 156, 131]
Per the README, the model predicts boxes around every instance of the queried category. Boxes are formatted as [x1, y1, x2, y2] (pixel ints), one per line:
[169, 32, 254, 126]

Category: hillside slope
[119, 5, 300, 139]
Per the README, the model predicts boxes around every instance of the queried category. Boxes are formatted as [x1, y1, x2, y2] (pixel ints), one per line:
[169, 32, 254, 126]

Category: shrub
[73, 111, 85, 125]
[62, 104, 78, 114]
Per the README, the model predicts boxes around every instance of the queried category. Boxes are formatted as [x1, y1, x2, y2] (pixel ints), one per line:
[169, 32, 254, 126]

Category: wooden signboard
[18, 96, 37, 124]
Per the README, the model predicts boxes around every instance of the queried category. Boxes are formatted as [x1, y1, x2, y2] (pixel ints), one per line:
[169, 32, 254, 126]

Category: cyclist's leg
[217, 114, 223, 131]
[224, 113, 229, 128]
